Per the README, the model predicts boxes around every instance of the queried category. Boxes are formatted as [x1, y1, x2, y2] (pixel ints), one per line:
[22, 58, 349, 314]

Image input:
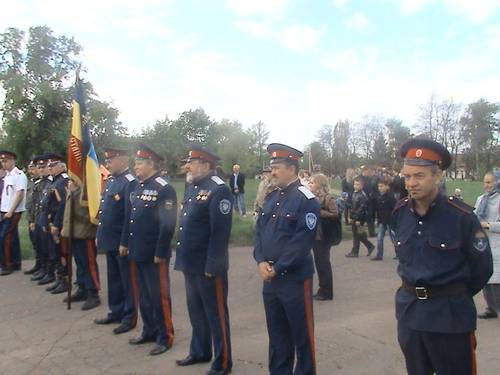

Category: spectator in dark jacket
[341, 168, 355, 224]
[229, 164, 246, 216]
[360, 166, 378, 237]
[346, 177, 374, 257]
[372, 178, 396, 261]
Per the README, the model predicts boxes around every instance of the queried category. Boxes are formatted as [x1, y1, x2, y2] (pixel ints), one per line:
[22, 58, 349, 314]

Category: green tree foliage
[0, 26, 125, 164]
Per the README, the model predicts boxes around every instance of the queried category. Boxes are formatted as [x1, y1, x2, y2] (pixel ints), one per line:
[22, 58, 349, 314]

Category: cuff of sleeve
[273, 263, 287, 276]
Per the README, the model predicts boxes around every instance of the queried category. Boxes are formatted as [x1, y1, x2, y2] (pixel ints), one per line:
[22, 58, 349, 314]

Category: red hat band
[189, 150, 213, 162]
[405, 148, 442, 163]
[136, 150, 155, 160]
[271, 150, 300, 161]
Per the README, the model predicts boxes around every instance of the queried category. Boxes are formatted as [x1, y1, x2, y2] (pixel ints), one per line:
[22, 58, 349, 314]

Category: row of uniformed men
[87, 142, 322, 375]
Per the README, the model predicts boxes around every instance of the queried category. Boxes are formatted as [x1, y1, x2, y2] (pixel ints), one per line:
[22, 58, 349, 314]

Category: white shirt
[1, 167, 28, 212]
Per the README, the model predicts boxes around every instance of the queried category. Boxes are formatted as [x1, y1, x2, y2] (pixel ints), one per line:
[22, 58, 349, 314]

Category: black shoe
[24, 262, 41, 275]
[46, 278, 61, 292]
[113, 323, 134, 335]
[129, 335, 156, 345]
[207, 369, 231, 375]
[63, 287, 87, 303]
[313, 293, 333, 301]
[367, 246, 375, 256]
[149, 344, 168, 356]
[51, 279, 68, 294]
[94, 316, 121, 325]
[345, 252, 359, 258]
[371, 256, 383, 261]
[81, 293, 101, 311]
[31, 269, 47, 281]
[37, 273, 55, 285]
[478, 311, 498, 319]
[0, 268, 13, 276]
[176, 355, 212, 366]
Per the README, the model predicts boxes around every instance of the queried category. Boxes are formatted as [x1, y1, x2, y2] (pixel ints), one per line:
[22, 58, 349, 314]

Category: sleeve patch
[125, 174, 135, 182]
[219, 199, 231, 214]
[211, 175, 225, 185]
[298, 186, 315, 199]
[155, 177, 168, 186]
[305, 212, 317, 230]
[472, 230, 489, 252]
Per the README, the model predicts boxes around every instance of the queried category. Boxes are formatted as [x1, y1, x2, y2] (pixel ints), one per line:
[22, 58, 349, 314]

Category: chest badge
[114, 194, 121, 201]
[196, 190, 211, 201]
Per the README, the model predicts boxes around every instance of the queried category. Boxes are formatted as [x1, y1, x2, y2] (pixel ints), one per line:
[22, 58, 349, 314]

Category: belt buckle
[415, 286, 428, 300]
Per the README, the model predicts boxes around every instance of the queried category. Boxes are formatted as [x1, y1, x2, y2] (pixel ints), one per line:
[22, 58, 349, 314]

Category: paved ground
[1, 240, 499, 375]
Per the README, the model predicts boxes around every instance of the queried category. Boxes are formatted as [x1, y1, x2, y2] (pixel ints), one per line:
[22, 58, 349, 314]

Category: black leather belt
[401, 281, 468, 300]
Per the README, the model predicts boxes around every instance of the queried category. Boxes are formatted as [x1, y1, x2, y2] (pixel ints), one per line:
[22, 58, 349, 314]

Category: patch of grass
[445, 179, 483, 206]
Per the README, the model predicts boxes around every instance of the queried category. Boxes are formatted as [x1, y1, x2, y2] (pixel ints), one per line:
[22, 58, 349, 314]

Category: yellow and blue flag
[67, 74, 101, 224]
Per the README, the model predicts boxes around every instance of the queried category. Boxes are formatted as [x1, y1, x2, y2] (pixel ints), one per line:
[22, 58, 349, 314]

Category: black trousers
[312, 240, 333, 298]
[351, 224, 374, 255]
[398, 322, 477, 375]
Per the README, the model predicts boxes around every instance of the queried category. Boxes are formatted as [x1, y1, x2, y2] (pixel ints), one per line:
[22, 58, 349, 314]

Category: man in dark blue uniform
[175, 145, 233, 375]
[31, 155, 53, 283]
[392, 138, 493, 375]
[38, 154, 69, 294]
[254, 143, 320, 375]
[94, 148, 139, 334]
[121, 144, 177, 356]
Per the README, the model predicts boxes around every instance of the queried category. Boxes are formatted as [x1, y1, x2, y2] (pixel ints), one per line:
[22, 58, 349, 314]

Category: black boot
[81, 290, 101, 311]
[24, 260, 41, 275]
[37, 271, 56, 285]
[31, 263, 48, 281]
[46, 276, 61, 292]
[51, 277, 69, 294]
[63, 287, 87, 303]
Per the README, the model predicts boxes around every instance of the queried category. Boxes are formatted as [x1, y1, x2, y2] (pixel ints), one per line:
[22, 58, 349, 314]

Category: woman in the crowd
[474, 171, 500, 319]
[308, 173, 339, 301]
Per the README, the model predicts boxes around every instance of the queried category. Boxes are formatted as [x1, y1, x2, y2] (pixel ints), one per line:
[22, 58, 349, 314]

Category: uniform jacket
[121, 173, 177, 262]
[41, 172, 68, 230]
[174, 174, 233, 275]
[376, 192, 397, 225]
[34, 176, 53, 227]
[26, 178, 36, 223]
[474, 192, 500, 284]
[229, 173, 245, 194]
[350, 190, 369, 223]
[254, 179, 320, 280]
[96, 169, 137, 253]
[392, 195, 493, 333]
[61, 187, 97, 239]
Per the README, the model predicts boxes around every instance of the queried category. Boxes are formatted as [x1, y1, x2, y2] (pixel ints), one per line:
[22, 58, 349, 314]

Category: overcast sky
[1, 0, 500, 149]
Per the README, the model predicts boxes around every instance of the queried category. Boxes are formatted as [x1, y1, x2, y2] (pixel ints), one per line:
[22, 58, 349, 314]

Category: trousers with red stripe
[263, 277, 316, 375]
[136, 261, 174, 347]
[184, 272, 232, 372]
[398, 322, 477, 375]
[72, 239, 100, 291]
[0, 213, 22, 270]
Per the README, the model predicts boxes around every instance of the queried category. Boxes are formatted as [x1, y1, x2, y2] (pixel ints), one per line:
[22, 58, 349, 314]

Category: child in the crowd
[336, 192, 349, 222]
[372, 178, 396, 261]
[345, 177, 374, 257]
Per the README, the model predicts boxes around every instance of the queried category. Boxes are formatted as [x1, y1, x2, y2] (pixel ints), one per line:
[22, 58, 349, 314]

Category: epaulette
[392, 198, 409, 214]
[211, 175, 225, 185]
[298, 186, 315, 199]
[125, 173, 135, 182]
[34, 179, 41, 185]
[446, 196, 473, 214]
[155, 177, 168, 186]
[61, 173, 69, 179]
[48, 176, 53, 181]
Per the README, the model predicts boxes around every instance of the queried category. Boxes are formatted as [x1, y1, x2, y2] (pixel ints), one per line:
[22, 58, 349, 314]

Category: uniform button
[133, 207, 137, 211]
[183, 212, 187, 216]
[136, 195, 139, 198]
[105, 188, 109, 192]
[418, 221, 423, 225]
[141, 183, 144, 187]
[194, 185, 198, 189]
[261, 212, 265, 216]
[280, 192, 284, 195]
[276, 202, 280, 206]
[177, 241, 181, 246]
[130, 220, 134, 223]
[101, 199, 104, 203]
[99, 210, 102, 214]
[98, 222, 101, 226]
[188, 199, 192, 202]
[417, 231, 421, 235]
[130, 233, 133, 236]
[272, 214, 276, 218]
[440, 243, 445, 248]
[179, 226, 183, 231]
[397, 241, 401, 245]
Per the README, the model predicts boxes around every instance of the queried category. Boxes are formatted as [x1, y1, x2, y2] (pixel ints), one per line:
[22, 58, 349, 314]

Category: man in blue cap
[121, 144, 177, 356]
[94, 148, 139, 334]
[175, 145, 233, 375]
[393, 137, 493, 375]
[254, 143, 320, 375]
